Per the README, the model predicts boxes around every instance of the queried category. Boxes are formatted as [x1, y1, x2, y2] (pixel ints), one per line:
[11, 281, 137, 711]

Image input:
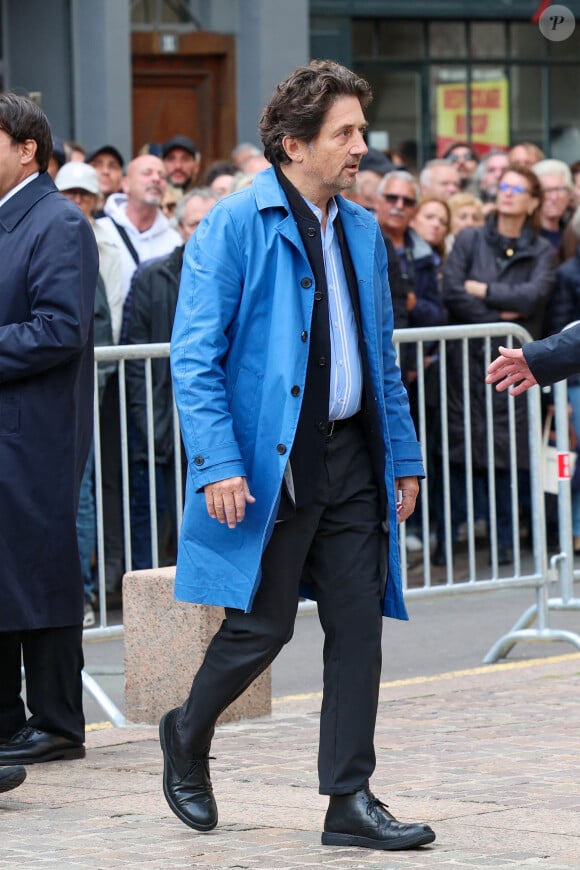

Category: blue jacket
[170, 168, 424, 620]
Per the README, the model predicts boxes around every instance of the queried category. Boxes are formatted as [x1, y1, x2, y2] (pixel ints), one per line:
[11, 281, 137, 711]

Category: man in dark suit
[486, 323, 580, 394]
[160, 61, 435, 853]
[0, 94, 98, 765]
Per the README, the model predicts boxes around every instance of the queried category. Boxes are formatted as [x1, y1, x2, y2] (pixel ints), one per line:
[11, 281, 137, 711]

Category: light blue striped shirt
[305, 196, 363, 420]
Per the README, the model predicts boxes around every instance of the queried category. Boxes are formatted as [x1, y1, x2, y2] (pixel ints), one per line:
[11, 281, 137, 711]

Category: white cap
[55, 162, 100, 195]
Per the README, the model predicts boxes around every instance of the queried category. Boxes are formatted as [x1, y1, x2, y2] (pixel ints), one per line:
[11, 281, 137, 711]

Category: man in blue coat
[160, 61, 435, 852]
[0, 95, 98, 764]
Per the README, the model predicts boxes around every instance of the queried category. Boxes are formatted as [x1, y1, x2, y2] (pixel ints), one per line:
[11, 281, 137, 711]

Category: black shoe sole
[159, 712, 218, 833]
[0, 746, 85, 765]
[0, 767, 27, 792]
[321, 829, 436, 850]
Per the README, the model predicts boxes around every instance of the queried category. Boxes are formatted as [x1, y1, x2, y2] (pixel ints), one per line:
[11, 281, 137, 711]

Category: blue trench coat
[171, 168, 424, 620]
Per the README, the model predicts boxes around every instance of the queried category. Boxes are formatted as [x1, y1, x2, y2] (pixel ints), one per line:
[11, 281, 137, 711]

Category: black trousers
[0, 625, 85, 743]
[177, 417, 385, 795]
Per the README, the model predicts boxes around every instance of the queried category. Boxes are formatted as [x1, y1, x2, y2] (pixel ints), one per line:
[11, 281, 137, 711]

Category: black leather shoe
[159, 708, 218, 832]
[0, 726, 85, 765]
[321, 786, 436, 851]
[0, 765, 26, 792]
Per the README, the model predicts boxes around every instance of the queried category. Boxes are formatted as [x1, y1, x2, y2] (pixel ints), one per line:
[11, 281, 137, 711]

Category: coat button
[194, 455, 204, 466]
[276, 443, 287, 455]
[291, 385, 301, 396]
[318, 421, 327, 432]
[307, 227, 316, 237]
[301, 330, 308, 342]
[301, 277, 312, 289]
[314, 291, 323, 301]
[318, 356, 327, 366]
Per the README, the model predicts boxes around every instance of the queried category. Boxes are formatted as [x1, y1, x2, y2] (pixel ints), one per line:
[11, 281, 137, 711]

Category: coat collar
[252, 166, 376, 275]
[0, 172, 57, 232]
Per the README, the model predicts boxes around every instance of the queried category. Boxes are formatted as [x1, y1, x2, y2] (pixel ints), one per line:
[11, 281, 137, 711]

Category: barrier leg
[82, 669, 126, 727]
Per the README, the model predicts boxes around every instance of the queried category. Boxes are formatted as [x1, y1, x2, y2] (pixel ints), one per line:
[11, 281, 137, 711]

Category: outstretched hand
[485, 346, 538, 396]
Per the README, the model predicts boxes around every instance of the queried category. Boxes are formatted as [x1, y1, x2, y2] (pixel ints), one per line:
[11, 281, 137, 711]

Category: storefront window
[470, 22, 506, 60]
[429, 21, 466, 59]
[550, 65, 580, 163]
[509, 65, 544, 152]
[510, 22, 547, 59]
[361, 67, 422, 171]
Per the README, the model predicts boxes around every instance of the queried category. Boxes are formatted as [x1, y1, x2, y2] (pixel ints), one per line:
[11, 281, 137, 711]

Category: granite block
[123, 567, 271, 725]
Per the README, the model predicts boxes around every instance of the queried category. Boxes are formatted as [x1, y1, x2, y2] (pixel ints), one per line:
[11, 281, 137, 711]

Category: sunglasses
[448, 152, 475, 163]
[498, 182, 529, 195]
[383, 193, 417, 208]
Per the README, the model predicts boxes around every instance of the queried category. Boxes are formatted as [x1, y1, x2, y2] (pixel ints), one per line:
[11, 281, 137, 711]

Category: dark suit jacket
[525, 321, 580, 386]
[0, 172, 98, 630]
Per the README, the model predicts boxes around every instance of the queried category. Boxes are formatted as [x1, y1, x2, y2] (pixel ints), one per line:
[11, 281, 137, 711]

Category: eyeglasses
[498, 182, 529, 195]
[542, 186, 569, 196]
[382, 193, 417, 208]
[62, 188, 95, 200]
[448, 152, 475, 163]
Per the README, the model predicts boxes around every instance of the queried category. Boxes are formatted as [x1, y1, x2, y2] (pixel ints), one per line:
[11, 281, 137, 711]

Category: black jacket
[125, 244, 183, 464]
[441, 217, 556, 469]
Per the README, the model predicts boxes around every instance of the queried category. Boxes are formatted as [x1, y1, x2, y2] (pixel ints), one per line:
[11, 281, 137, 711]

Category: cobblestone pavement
[1, 653, 579, 869]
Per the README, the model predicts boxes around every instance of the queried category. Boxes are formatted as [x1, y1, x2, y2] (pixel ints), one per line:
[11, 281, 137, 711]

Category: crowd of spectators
[51, 130, 580, 620]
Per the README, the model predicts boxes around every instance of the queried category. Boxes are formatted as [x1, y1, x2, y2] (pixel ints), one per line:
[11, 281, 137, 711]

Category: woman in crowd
[410, 196, 451, 262]
[446, 192, 484, 253]
[439, 164, 556, 565]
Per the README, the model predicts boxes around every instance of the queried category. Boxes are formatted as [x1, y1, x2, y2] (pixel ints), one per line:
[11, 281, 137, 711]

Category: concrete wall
[4, 0, 132, 159]
[3, 0, 308, 160]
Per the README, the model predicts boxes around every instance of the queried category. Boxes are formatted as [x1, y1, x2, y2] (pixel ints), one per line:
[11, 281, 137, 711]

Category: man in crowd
[85, 144, 125, 211]
[96, 153, 181, 601]
[125, 188, 217, 570]
[376, 170, 443, 330]
[442, 142, 479, 192]
[55, 160, 124, 626]
[533, 158, 574, 258]
[476, 148, 510, 212]
[419, 158, 460, 200]
[0, 93, 98, 765]
[161, 135, 201, 194]
[159, 59, 435, 853]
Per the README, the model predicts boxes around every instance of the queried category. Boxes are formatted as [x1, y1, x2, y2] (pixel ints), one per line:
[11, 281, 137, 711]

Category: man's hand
[204, 476, 256, 528]
[485, 346, 538, 396]
[395, 476, 419, 523]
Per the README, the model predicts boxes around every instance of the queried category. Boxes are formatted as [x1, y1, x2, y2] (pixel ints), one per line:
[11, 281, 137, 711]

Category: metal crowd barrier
[82, 327, 580, 724]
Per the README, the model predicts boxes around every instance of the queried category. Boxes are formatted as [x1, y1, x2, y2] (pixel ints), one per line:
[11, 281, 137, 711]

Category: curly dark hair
[259, 60, 372, 167]
[0, 93, 53, 173]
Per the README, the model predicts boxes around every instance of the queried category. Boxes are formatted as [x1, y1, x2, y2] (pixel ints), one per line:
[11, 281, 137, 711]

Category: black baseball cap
[85, 144, 125, 168]
[161, 135, 199, 159]
[359, 147, 395, 176]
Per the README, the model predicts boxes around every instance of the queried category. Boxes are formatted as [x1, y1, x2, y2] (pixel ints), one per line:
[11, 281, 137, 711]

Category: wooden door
[131, 32, 236, 173]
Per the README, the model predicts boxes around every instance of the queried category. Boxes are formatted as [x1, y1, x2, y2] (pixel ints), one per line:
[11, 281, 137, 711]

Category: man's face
[375, 177, 417, 237]
[539, 172, 571, 224]
[163, 147, 199, 190]
[123, 155, 167, 207]
[480, 153, 510, 197]
[179, 195, 216, 242]
[447, 147, 478, 181]
[290, 95, 368, 201]
[89, 153, 123, 197]
[573, 173, 580, 208]
[0, 130, 26, 199]
[60, 188, 98, 219]
[424, 165, 460, 199]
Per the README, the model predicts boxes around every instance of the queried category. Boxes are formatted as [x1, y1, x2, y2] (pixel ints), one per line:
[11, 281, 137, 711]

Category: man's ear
[20, 138, 38, 167]
[281, 135, 304, 164]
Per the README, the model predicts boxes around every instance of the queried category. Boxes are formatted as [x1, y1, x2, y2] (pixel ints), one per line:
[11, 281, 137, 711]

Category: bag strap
[111, 220, 140, 266]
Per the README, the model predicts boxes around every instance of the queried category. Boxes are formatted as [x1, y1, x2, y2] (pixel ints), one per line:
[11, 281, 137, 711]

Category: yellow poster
[436, 78, 509, 156]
